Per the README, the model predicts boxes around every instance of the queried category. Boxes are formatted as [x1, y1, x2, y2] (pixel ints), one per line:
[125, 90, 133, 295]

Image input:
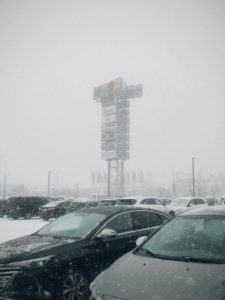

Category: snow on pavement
[0, 217, 50, 244]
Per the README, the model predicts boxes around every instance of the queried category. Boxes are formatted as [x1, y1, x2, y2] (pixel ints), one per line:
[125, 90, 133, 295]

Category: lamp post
[3, 174, 8, 200]
[192, 157, 197, 196]
[47, 170, 53, 198]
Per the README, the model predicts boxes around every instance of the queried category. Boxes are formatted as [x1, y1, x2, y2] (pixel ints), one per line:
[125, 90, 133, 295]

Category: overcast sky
[0, 0, 225, 189]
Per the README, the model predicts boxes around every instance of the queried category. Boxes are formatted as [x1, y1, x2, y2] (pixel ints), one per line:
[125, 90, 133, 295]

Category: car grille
[0, 266, 21, 291]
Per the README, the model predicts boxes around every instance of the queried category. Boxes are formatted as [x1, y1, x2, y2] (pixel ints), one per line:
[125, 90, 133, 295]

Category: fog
[0, 0, 225, 191]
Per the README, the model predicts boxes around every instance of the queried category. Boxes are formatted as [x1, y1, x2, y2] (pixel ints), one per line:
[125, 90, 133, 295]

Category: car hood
[0, 234, 78, 264]
[96, 252, 225, 300]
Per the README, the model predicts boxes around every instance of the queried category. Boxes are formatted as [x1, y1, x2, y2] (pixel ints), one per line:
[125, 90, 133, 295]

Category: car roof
[71, 198, 95, 203]
[42, 199, 71, 206]
[179, 206, 225, 216]
[73, 205, 169, 216]
[118, 196, 160, 200]
[175, 196, 205, 200]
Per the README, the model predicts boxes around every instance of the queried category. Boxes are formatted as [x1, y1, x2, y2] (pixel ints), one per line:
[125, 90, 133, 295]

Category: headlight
[90, 282, 102, 300]
[8, 255, 54, 269]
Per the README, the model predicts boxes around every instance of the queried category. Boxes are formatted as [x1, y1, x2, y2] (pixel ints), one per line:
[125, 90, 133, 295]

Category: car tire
[169, 210, 175, 217]
[24, 212, 32, 219]
[57, 269, 90, 300]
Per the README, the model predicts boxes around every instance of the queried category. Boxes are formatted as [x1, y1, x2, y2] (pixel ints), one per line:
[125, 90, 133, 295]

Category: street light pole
[47, 170, 53, 198]
[192, 157, 197, 197]
[3, 174, 7, 200]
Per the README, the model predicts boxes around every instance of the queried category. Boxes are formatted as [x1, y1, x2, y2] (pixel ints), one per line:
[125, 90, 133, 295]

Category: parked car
[90, 206, 225, 300]
[0, 198, 7, 217]
[116, 196, 170, 214]
[97, 199, 118, 206]
[205, 196, 219, 206]
[66, 198, 99, 213]
[39, 199, 73, 220]
[218, 196, 225, 205]
[159, 197, 173, 205]
[0, 206, 170, 300]
[166, 196, 207, 216]
[6, 196, 52, 219]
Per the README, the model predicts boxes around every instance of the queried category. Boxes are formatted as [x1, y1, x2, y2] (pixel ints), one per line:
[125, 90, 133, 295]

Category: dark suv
[0, 199, 7, 217]
[0, 206, 170, 299]
[6, 196, 51, 219]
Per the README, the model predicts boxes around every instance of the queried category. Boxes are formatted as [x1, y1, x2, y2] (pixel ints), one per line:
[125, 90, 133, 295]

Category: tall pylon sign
[94, 78, 143, 197]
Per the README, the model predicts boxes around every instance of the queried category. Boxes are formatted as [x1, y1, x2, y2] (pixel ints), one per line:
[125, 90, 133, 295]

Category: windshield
[139, 215, 225, 262]
[170, 198, 189, 206]
[37, 211, 107, 239]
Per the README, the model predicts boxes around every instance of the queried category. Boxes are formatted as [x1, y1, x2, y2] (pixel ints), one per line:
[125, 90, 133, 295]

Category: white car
[116, 196, 170, 214]
[166, 196, 207, 216]
[218, 196, 225, 205]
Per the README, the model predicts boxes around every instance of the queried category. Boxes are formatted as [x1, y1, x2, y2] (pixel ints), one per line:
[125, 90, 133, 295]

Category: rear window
[117, 199, 137, 205]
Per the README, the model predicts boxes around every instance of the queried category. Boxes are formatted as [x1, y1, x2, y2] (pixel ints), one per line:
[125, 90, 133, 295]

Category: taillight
[47, 207, 57, 212]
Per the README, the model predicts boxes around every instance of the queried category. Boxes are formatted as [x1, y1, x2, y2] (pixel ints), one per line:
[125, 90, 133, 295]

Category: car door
[91, 210, 168, 271]
[91, 211, 135, 270]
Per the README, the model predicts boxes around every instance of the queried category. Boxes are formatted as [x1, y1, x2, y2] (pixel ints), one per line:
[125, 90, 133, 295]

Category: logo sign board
[94, 78, 124, 101]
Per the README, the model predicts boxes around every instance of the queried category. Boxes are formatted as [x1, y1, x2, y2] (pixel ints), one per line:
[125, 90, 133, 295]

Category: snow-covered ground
[0, 217, 50, 244]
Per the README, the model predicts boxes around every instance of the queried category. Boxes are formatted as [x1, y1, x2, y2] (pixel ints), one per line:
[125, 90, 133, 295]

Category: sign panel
[102, 113, 116, 124]
[101, 150, 117, 160]
[126, 84, 143, 99]
[94, 78, 124, 101]
[101, 122, 116, 133]
[102, 105, 116, 115]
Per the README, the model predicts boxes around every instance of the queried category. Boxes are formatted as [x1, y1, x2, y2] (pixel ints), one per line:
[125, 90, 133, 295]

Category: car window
[195, 198, 205, 205]
[141, 198, 157, 205]
[132, 211, 163, 229]
[188, 199, 196, 206]
[102, 212, 133, 233]
[117, 199, 136, 205]
[87, 202, 98, 207]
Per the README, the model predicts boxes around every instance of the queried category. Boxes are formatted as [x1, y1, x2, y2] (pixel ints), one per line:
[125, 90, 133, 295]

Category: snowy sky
[0, 0, 225, 189]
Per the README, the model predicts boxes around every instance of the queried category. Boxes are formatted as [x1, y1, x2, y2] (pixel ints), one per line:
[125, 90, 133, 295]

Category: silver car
[91, 206, 225, 300]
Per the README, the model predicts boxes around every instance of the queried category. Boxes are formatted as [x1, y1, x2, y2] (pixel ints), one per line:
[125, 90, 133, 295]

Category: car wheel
[24, 212, 32, 219]
[169, 210, 175, 217]
[43, 217, 49, 221]
[57, 269, 89, 300]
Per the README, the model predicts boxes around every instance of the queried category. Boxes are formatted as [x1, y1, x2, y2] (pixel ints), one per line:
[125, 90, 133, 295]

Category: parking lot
[0, 216, 49, 243]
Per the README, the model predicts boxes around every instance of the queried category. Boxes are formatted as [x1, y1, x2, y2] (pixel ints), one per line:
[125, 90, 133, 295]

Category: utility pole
[3, 174, 7, 200]
[192, 158, 197, 196]
[47, 170, 53, 198]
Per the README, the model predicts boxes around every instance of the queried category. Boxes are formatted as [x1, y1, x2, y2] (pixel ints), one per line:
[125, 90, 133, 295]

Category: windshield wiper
[135, 248, 158, 258]
[177, 256, 225, 264]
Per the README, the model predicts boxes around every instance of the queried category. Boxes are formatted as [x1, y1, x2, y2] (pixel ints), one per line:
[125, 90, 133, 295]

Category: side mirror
[136, 236, 147, 247]
[97, 228, 117, 238]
